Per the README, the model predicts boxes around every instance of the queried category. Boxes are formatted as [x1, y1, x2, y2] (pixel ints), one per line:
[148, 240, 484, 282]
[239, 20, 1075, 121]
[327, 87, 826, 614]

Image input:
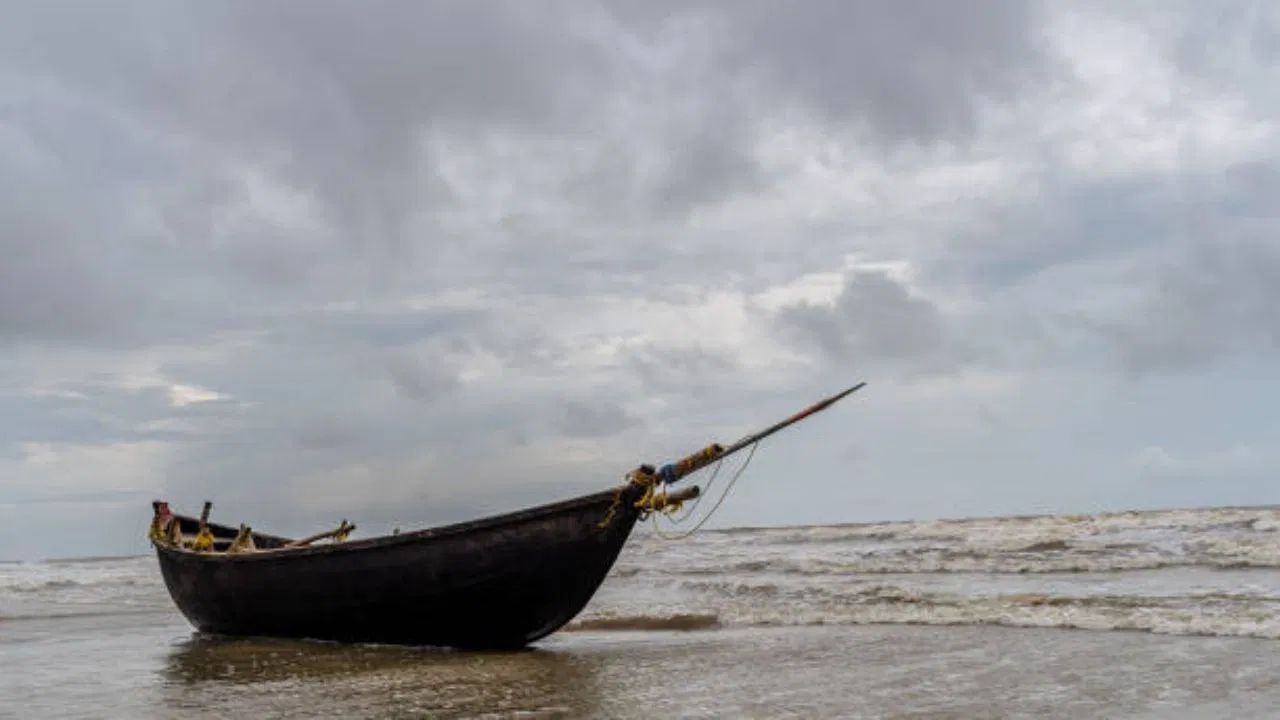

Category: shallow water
[4, 505, 1280, 718]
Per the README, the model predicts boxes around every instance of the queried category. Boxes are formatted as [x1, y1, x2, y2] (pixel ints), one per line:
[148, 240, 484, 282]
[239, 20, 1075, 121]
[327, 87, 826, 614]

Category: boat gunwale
[155, 485, 629, 563]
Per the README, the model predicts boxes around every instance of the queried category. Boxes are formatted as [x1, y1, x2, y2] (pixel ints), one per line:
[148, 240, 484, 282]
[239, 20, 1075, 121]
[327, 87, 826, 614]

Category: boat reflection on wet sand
[161, 634, 607, 718]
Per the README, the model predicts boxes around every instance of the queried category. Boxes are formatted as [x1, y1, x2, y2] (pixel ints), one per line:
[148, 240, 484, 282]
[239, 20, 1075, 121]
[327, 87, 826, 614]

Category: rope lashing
[333, 520, 353, 543]
[190, 526, 215, 552]
[630, 467, 685, 517]
[659, 444, 724, 485]
[596, 461, 700, 530]
[191, 502, 215, 551]
[653, 441, 759, 540]
[166, 516, 184, 546]
[148, 502, 174, 544]
[228, 524, 256, 553]
[596, 442, 753, 532]
[596, 466, 656, 530]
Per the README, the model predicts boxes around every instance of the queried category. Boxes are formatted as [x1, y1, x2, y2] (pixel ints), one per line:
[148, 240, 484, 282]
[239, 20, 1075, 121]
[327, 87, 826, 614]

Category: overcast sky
[3, 1, 1278, 559]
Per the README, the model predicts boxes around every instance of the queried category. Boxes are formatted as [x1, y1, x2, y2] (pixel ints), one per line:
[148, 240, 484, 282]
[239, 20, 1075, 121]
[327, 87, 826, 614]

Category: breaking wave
[43, 555, 147, 565]
[588, 583, 1280, 640]
[601, 504, 1280, 641]
[620, 553, 1280, 577]
[0, 556, 166, 620]
[0, 608, 170, 623]
[2, 578, 142, 594]
[567, 613, 721, 632]
[698, 506, 1280, 546]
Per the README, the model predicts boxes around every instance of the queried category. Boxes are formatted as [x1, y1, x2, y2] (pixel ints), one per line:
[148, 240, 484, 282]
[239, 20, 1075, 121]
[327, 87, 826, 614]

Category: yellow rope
[166, 519, 184, 547]
[148, 516, 169, 544]
[598, 439, 760, 533]
[672, 443, 724, 479]
[228, 524, 256, 553]
[190, 526, 215, 552]
[597, 464, 699, 529]
[597, 468, 656, 529]
[334, 520, 352, 542]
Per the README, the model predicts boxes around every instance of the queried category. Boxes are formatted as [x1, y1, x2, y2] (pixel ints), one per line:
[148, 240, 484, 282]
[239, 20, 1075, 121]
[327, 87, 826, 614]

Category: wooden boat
[152, 383, 864, 648]
[154, 487, 651, 649]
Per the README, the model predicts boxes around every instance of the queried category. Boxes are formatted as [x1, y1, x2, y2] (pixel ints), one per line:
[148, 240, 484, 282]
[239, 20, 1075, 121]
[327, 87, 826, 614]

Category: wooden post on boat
[659, 382, 867, 484]
[285, 520, 356, 548]
[191, 501, 215, 552]
[228, 524, 256, 553]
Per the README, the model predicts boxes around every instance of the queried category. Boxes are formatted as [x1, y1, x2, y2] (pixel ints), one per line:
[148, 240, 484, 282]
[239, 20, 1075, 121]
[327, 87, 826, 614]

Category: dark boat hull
[155, 487, 640, 649]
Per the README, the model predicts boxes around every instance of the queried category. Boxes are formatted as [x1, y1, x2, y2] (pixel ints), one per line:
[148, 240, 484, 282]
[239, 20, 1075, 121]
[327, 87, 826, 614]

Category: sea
[4, 505, 1280, 719]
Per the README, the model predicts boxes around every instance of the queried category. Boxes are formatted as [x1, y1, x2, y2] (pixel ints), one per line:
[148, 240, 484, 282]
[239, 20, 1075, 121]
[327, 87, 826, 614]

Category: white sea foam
[582, 580, 1280, 640]
[598, 505, 1280, 640]
[0, 556, 166, 619]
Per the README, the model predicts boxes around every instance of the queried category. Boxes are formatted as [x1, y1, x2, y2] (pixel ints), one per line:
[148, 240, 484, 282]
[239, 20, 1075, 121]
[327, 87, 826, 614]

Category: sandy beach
[6, 615, 1280, 719]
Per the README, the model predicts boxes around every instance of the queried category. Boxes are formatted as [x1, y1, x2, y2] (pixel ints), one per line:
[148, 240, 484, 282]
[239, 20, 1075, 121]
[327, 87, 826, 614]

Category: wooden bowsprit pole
[659, 382, 867, 484]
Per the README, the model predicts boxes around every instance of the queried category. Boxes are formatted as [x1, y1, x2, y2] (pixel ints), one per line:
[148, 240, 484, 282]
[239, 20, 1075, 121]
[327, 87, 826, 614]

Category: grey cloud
[613, 0, 1047, 143]
[0, 391, 123, 447]
[976, 159, 1280, 376]
[1091, 239, 1280, 375]
[292, 417, 365, 452]
[1, 2, 595, 346]
[565, 0, 1048, 216]
[278, 306, 490, 349]
[729, 0, 1044, 142]
[777, 270, 948, 369]
[1, 0, 1054, 335]
[626, 343, 739, 393]
[554, 399, 636, 439]
[1172, 3, 1280, 78]
[6, 2, 1280, 558]
[1222, 161, 1280, 219]
[563, 117, 768, 221]
[957, 178, 1182, 292]
[0, 382, 233, 450]
[650, 127, 766, 215]
[385, 352, 457, 402]
[0, 126, 150, 344]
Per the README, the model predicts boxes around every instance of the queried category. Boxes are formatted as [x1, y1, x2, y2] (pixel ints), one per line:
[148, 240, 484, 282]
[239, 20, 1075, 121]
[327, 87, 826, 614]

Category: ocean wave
[1, 577, 143, 594]
[704, 506, 1280, 548]
[566, 612, 720, 632]
[621, 555, 1280, 578]
[619, 533, 1280, 577]
[1187, 536, 1280, 567]
[1013, 538, 1075, 548]
[603, 583, 1280, 640]
[0, 608, 171, 623]
[43, 555, 148, 565]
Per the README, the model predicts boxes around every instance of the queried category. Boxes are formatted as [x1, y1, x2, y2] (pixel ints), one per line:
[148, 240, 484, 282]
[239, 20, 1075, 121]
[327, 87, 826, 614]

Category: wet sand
[5, 612, 1280, 719]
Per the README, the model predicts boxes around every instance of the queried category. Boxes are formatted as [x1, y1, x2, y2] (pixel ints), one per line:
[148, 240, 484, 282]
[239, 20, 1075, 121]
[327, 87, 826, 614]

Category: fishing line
[665, 456, 725, 525]
[654, 441, 759, 540]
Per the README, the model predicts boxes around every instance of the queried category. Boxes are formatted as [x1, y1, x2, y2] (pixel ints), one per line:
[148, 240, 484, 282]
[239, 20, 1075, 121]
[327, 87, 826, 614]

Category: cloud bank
[2, 1, 1278, 558]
